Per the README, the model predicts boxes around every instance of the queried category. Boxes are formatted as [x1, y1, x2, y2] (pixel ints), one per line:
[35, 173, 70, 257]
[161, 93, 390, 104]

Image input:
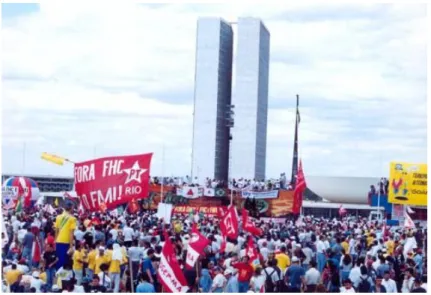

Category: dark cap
[64, 200, 74, 210]
[343, 279, 352, 284]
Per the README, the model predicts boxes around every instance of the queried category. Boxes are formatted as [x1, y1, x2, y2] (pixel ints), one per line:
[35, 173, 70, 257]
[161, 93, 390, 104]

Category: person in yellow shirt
[275, 246, 291, 272]
[72, 243, 88, 285]
[385, 237, 395, 256]
[4, 264, 22, 285]
[109, 243, 123, 293]
[54, 200, 77, 269]
[94, 246, 111, 275]
[87, 244, 97, 279]
[341, 238, 349, 254]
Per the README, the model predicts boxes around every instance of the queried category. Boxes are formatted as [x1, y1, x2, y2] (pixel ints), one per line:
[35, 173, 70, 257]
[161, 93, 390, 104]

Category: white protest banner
[157, 203, 173, 224]
[241, 190, 279, 199]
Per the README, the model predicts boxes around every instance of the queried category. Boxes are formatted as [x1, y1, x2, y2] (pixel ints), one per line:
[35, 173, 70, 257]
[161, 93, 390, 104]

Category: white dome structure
[306, 175, 381, 204]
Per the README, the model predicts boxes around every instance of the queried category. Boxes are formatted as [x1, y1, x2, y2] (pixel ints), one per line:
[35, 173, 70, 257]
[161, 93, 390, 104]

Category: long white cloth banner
[241, 190, 279, 199]
[176, 186, 204, 199]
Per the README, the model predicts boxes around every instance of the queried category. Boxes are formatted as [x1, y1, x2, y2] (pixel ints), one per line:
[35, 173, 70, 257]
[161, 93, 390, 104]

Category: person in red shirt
[45, 229, 55, 249]
[232, 256, 254, 293]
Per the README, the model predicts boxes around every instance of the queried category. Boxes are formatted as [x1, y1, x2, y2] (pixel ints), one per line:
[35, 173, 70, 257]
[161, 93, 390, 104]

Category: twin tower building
[191, 17, 270, 182]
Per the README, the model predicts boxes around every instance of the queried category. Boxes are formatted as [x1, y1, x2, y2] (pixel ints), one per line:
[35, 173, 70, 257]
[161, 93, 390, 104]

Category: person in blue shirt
[142, 249, 156, 284]
[285, 256, 305, 292]
[414, 249, 424, 277]
[136, 273, 156, 293]
[224, 269, 239, 293]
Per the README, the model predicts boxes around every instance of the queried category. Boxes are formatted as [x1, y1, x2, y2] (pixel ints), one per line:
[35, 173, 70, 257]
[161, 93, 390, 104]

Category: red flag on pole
[242, 209, 263, 236]
[185, 223, 210, 269]
[292, 160, 306, 214]
[157, 231, 189, 293]
[245, 236, 259, 266]
[220, 205, 239, 240]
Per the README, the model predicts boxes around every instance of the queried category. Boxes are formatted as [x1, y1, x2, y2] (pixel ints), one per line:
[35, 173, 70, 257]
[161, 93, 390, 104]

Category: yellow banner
[41, 152, 66, 166]
[388, 162, 427, 206]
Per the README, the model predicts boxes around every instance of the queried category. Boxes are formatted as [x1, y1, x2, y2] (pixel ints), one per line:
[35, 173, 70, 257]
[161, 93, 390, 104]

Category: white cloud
[1, 3, 427, 179]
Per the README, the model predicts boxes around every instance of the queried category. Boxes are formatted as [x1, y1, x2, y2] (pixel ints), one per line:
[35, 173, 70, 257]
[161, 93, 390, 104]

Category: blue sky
[1, 3, 427, 179]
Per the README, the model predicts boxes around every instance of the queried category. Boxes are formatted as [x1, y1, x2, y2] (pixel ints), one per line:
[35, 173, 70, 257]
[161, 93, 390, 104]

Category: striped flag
[15, 197, 23, 214]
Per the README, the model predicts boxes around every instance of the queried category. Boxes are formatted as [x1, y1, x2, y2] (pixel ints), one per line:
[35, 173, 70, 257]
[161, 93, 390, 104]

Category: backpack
[264, 269, 276, 292]
[357, 277, 371, 293]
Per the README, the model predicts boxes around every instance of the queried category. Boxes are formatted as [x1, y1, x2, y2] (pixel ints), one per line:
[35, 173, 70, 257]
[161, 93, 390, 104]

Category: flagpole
[161, 145, 165, 203]
[22, 142, 26, 175]
[291, 95, 300, 188]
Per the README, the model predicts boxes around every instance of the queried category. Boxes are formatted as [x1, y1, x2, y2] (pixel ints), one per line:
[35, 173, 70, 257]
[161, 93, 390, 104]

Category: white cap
[292, 256, 299, 263]
[32, 271, 40, 278]
[224, 269, 233, 275]
[99, 246, 105, 251]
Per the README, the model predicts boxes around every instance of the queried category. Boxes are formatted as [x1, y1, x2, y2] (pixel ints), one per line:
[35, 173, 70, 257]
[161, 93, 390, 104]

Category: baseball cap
[32, 271, 40, 278]
[224, 269, 233, 275]
[99, 246, 105, 251]
[292, 256, 299, 263]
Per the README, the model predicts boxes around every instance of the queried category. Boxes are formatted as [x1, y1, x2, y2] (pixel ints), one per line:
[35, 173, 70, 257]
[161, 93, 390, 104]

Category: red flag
[220, 205, 239, 240]
[186, 223, 210, 269]
[74, 153, 153, 212]
[245, 236, 259, 266]
[157, 231, 189, 293]
[31, 236, 41, 264]
[242, 209, 263, 236]
[292, 160, 306, 214]
[339, 205, 347, 216]
[128, 199, 139, 214]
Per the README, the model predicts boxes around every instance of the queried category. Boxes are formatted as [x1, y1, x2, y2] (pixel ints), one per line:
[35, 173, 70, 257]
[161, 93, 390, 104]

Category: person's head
[414, 276, 422, 288]
[291, 256, 299, 264]
[11, 263, 17, 270]
[224, 269, 233, 278]
[64, 200, 74, 213]
[376, 275, 383, 286]
[383, 271, 390, 281]
[140, 272, 150, 282]
[254, 267, 262, 276]
[98, 246, 105, 255]
[405, 268, 414, 279]
[91, 275, 100, 286]
[242, 255, 249, 263]
[310, 260, 317, 269]
[147, 248, 155, 258]
[343, 279, 353, 290]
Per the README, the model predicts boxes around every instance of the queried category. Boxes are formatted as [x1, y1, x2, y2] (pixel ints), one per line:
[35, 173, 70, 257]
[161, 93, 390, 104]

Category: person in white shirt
[382, 271, 397, 293]
[122, 223, 134, 247]
[30, 271, 44, 292]
[109, 227, 118, 241]
[349, 260, 363, 289]
[304, 261, 320, 292]
[302, 243, 313, 270]
[211, 267, 227, 293]
[260, 243, 269, 262]
[401, 268, 415, 293]
[340, 279, 356, 293]
[316, 235, 327, 273]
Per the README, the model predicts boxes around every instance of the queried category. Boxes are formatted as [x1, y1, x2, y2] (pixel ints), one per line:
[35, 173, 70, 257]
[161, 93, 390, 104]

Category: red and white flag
[242, 209, 262, 236]
[31, 236, 42, 264]
[245, 236, 259, 267]
[292, 160, 306, 214]
[404, 211, 416, 228]
[158, 232, 189, 293]
[220, 205, 239, 240]
[74, 153, 153, 212]
[186, 223, 210, 269]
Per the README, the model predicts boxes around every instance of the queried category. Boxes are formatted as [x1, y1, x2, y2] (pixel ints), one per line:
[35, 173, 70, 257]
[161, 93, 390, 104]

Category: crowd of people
[1, 199, 427, 293]
[151, 174, 289, 192]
